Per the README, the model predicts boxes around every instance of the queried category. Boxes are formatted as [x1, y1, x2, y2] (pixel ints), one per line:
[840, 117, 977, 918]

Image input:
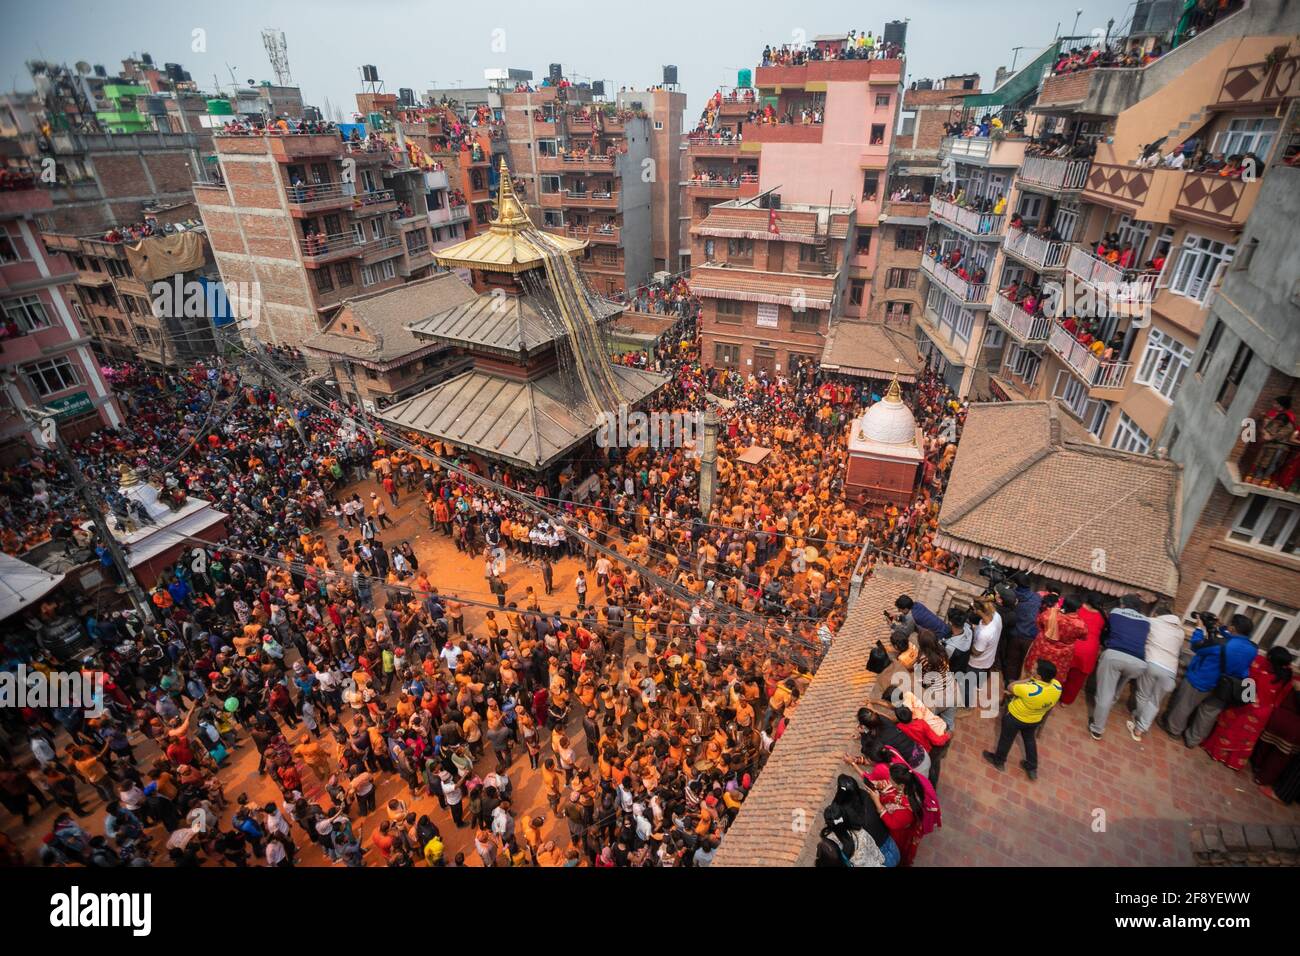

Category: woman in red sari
[1203, 648, 1296, 771]
[1024, 593, 1085, 682]
[864, 763, 932, 866]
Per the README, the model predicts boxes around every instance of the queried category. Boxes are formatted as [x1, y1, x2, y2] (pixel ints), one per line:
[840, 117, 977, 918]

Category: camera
[977, 557, 1014, 594]
[1193, 610, 1220, 633]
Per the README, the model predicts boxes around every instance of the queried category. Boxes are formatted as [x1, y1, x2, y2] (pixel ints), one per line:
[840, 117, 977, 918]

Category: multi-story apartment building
[1, 184, 122, 454]
[693, 40, 906, 375]
[40, 225, 218, 366]
[982, 0, 1298, 455]
[500, 79, 678, 295]
[1158, 159, 1300, 653]
[868, 76, 976, 326]
[196, 127, 443, 351]
[392, 105, 497, 239]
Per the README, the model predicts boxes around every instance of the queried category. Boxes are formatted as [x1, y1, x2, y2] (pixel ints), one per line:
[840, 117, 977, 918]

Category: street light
[1072, 8, 1084, 36]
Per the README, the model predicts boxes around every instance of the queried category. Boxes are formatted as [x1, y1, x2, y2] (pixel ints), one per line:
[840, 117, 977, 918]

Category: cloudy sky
[3, 0, 1140, 119]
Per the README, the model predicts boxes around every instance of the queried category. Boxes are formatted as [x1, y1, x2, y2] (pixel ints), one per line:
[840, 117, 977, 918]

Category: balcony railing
[1239, 439, 1300, 494]
[287, 180, 355, 205]
[1017, 155, 1090, 192]
[563, 189, 619, 208]
[686, 174, 759, 191]
[300, 232, 360, 262]
[359, 234, 402, 257]
[1004, 227, 1067, 270]
[1049, 323, 1132, 390]
[1065, 245, 1158, 303]
[686, 136, 744, 152]
[921, 254, 988, 305]
[930, 196, 1005, 237]
[991, 294, 1053, 343]
[1171, 171, 1260, 229]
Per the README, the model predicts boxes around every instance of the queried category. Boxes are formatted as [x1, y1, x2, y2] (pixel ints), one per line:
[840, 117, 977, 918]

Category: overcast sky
[3, 0, 1140, 120]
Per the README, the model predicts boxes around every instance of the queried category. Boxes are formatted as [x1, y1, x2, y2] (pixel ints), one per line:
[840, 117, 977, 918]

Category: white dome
[858, 384, 917, 446]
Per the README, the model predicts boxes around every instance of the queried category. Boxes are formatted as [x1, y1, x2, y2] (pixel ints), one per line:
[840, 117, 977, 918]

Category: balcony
[538, 191, 564, 210]
[685, 174, 759, 200]
[686, 135, 745, 158]
[1017, 155, 1090, 193]
[262, 132, 344, 162]
[1065, 245, 1157, 309]
[424, 169, 450, 191]
[1080, 162, 1184, 220]
[566, 116, 594, 134]
[1049, 323, 1132, 391]
[1003, 227, 1067, 271]
[748, 123, 823, 145]
[884, 199, 930, 220]
[300, 232, 361, 266]
[547, 224, 621, 246]
[990, 293, 1053, 344]
[359, 234, 403, 262]
[939, 135, 1027, 168]
[286, 180, 357, 215]
[929, 196, 1005, 239]
[1236, 439, 1300, 500]
[920, 254, 989, 306]
[357, 188, 398, 214]
[562, 189, 619, 209]
[538, 152, 616, 174]
[1171, 171, 1261, 230]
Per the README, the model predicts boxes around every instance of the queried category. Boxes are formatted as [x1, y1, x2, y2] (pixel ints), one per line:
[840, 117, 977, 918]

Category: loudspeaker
[883, 20, 907, 47]
[399, 87, 415, 106]
[592, 80, 605, 97]
[662, 65, 678, 86]
[362, 64, 380, 83]
[549, 63, 563, 82]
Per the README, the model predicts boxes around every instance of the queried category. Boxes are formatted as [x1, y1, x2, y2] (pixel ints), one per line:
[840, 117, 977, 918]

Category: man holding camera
[1161, 612, 1258, 747]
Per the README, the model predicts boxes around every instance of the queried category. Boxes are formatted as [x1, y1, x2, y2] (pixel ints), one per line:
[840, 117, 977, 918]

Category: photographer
[1161, 613, 1258, 747]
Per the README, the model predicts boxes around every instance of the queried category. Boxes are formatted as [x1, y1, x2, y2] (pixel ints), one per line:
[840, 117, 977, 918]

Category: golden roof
[433, 157, 587, 274]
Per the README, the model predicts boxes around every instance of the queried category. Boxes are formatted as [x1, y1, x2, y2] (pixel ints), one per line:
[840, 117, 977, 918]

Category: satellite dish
[247, 79, 256, 87]
[75, 61, 91, 75]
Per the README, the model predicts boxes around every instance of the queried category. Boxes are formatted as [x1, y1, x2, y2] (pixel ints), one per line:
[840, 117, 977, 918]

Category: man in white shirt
[968, 599, 1003, 705]
[1130, 603, 1185, 742]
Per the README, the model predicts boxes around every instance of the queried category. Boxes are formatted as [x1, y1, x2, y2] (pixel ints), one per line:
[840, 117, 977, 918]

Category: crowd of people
[760, 31, 904, 67]
[0, 280, 982, 867]
[1139, 140, 1266, 182]
[944, 111, 1027, 139]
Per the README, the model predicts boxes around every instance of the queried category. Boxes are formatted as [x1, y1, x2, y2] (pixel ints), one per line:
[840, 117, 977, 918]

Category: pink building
[1, 185, 122, 459]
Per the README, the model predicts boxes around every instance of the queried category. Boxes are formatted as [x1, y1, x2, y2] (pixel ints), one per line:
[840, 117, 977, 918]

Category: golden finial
[885, 364, 902, 403]
[491, 155, 532, 231]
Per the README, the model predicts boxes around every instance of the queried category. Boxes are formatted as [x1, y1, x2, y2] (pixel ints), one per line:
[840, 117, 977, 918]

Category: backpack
[1212, 641, 1250, 708]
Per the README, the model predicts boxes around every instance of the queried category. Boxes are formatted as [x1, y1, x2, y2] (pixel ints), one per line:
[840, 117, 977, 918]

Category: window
[855, 228, 873, 255]
[1111, 412, 1153, 455]
[1051, 205, 1078, 243]
[654, 120, 663, 130]
[715, 299, 743, 324]
[1213, 117, 1280, 162]
[24, 356, 81, 396]
[1169, 234, 1235, 303]
[875, 93, 891, 108]
[314, 269, 335, 293]
[726, 238, 753, 261]
[714, 342, 740, 366]
[0, 229, 24, 263]
[886, 268, 916, 290]
[894, 228, 923, 252]
[3, 295, 52, 334]
[1230, 496, 1300, 556]
[1053, 370, 1090, 419]
[406, 229, 429, 254]
[334, 263, 354, 287]
[983, 325, 1005, 349]
[1004, 342, 1041, 385]
[1185, 581, 1298, 651]
[1196, 318, 1223, 376]
[849, 279, 865, 306]
[791, 309, 822, 332]
[1134, 328, 1194, 400]
[862, 172, 879, 201]
[884, 301, 912, 321]
[1215, 341, 1252, 410]
[870, 125, 885, 146]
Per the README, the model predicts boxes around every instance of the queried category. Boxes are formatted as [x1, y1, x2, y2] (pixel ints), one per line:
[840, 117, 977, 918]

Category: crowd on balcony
[688, 170, 757, 188]
[1025, 132, 1096, 160]
[688, 126, 743, 145]
[1, 167, 37, 191]
[889, 185, 930, 203]
[1007, 215, 1065, 245]
[1051, 41, 1163, 76]
[1139, 141, 1265, 182]
[924, 243, 987, 287]
[1241, 396, 1300, 493]
[935, 187, 1007, 218]
[760, 31, 904, 67]
[100, 218, 165, 243]
[943, 112, 1026, 139]
[218, 118, 338, 137]
[1089, 232, 1166, 275]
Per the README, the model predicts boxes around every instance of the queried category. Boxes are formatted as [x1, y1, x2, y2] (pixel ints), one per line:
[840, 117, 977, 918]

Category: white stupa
[845, 377, 924, 507]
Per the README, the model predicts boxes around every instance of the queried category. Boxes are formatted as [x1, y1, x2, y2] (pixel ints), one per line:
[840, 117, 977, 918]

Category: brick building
[1, 185, 123, 455]
[195, 128, 443, 351]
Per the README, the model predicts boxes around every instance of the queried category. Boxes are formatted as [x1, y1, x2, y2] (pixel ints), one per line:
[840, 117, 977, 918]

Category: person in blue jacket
[1162, 613, 1257, 747]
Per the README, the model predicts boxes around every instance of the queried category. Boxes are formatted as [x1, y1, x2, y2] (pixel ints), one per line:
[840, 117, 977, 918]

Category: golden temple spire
[491, 156, 532, 232]
[885, 363, 902, 404]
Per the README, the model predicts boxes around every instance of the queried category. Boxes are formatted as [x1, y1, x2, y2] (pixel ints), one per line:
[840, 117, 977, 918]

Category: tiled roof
[376, 364, 666, 470]
[691, 265, 836, 309]
[301, 272, 478, 366]
[713, 566, 983, 867]
[820, 321, 921, 380]
[937, 401, 1181, 598]
[406, 290, 622, 357]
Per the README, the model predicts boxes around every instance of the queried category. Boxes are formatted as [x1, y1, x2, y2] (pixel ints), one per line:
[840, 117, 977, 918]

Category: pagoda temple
[377, 158, 665, 481]
[844, 376, 924, 508]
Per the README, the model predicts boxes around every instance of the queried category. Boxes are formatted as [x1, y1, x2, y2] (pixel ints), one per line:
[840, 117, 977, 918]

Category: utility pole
[25, 407, 156, 638]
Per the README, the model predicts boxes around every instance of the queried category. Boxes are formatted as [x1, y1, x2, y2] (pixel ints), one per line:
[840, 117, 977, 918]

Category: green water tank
[737, 68, 752, 89]
[206, 98, 234, 115]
